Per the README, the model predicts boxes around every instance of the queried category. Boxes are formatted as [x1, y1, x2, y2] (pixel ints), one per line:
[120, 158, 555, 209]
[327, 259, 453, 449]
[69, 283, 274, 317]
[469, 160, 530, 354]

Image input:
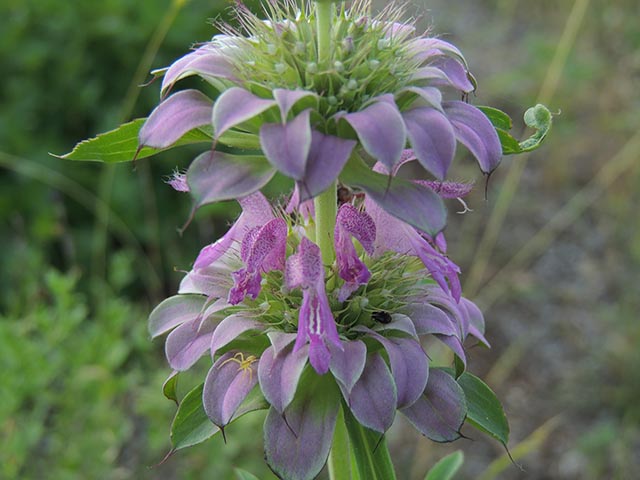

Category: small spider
[218, 352, 258, 383]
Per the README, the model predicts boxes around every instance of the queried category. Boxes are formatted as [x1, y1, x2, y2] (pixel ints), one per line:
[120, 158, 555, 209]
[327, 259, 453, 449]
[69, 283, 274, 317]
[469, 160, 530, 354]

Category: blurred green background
[1, 0, 638, 478]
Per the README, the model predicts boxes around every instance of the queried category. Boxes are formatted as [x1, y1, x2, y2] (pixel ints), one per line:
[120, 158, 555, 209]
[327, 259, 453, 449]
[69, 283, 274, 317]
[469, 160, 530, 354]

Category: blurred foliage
[1, 0, 639, 479]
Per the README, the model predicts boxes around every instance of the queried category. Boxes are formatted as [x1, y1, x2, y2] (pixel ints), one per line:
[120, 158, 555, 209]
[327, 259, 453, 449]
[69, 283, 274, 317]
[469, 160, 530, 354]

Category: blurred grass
[1, 0, 639, 479]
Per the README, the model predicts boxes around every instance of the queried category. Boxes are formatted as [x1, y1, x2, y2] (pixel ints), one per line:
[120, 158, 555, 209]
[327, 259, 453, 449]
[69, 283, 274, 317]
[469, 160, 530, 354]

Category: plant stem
[315, 1, 333, 68]
[314, 181, 337, 265]
[328, 406, 351, 480]
[313, 0, 337, 265]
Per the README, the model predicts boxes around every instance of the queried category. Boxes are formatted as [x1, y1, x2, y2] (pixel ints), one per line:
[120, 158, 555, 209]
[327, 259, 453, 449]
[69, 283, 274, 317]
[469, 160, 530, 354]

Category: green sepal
[424, 450, 464, 480]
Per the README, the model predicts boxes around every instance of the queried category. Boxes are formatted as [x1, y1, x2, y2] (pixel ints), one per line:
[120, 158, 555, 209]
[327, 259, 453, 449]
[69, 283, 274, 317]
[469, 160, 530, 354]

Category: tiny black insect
[372, 311, 392, 324]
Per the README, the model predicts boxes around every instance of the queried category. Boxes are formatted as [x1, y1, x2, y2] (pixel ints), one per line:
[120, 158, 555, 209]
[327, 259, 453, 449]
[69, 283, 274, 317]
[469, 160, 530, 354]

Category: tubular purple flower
[285, 237, 342, 374]
[334, 204, 376, 302]
[366, 196, 462, 301]
[228, 217, 287, 305]
[192, 192, 274, 271]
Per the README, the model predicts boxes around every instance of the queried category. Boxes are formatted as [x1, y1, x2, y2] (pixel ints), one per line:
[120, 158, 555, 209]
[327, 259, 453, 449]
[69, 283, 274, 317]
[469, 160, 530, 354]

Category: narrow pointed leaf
[187, 151, 275, 207]
[264, 371, 340, 480]
[148, 295, 207, 338]
[424, 451, 464, 480]
[401, 369, 466, 442]
[58, 119, 211, 163]
[456, 371, 509, 446]
[260, 110, 312, 180]
[477, 106, 513, 131]
[139, 90, 213, 149]
[341, 155, 446, 235]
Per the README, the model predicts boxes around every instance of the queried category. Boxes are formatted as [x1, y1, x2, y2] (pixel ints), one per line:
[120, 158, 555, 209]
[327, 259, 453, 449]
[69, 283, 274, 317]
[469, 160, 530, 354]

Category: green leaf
[477, 106, 512, 131]
[496, 129, 523, 155]
[457, 372, 509, 446]
[344, 406, 397, 480]
[478, 104, 553, 156]
[162, 371, 179, 405]
[170, 383, 218, 451]
[58, 119, 211, 163]
[519, 104, 552, 152]
[424, 450, 464, 480]
[58, 118, 261, 163]
[170, 382, 268, 452]
[234, 468, 262, 480]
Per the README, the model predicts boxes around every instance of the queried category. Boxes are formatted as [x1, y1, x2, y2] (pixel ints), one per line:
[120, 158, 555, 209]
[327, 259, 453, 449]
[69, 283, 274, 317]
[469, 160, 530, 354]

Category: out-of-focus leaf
[424, 450, 464, 480]
[234, 468, 262, 480]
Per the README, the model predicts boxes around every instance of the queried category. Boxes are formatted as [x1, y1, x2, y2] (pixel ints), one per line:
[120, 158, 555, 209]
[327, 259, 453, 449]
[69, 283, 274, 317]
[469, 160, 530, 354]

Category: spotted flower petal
[228, 217, 287, 304]
[286, 237, 342, 374]
[334, 204, 376, 301]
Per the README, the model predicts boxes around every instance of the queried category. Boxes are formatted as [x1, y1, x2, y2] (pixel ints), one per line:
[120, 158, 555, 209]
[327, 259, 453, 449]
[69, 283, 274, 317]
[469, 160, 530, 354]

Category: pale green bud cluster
[221, 1, 420, 117]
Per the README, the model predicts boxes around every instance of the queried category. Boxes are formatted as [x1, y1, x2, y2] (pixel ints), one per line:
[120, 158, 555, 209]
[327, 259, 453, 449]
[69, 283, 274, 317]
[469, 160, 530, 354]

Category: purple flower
[285, 237, 342, 375]
[138, 0, 502, 228]
[334, 204, 376, 301]
[228, 217, 287, 305]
